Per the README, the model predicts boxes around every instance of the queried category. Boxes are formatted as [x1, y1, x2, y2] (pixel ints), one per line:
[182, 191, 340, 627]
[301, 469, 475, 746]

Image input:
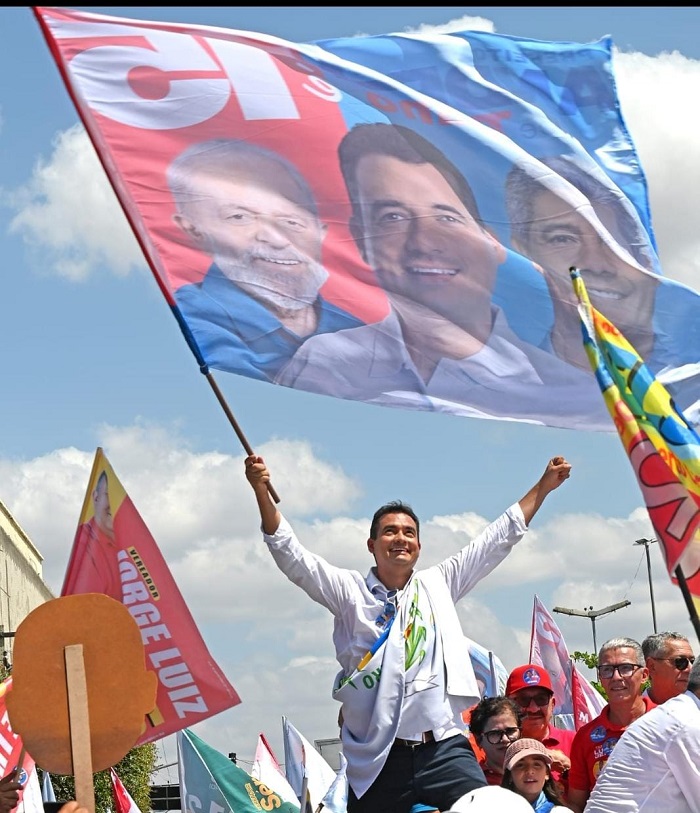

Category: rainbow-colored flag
[572, 267, 700, 615]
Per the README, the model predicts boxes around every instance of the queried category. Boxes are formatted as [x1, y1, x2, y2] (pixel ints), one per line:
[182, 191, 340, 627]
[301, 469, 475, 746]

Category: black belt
[393, 731, 435, 748]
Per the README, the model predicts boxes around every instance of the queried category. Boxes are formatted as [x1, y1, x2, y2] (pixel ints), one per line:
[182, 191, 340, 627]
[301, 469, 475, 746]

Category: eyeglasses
[482, 727, 520, 745]
[652, 655, 695, 670]
[597, 663, 643, 679]
[513, 693, 551, 709]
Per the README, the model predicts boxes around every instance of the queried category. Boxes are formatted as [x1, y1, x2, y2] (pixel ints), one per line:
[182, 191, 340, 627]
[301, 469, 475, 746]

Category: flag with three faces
[33, 7, 700, 434]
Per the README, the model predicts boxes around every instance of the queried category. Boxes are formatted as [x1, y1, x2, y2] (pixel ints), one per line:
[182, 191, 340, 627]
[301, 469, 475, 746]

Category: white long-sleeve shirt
[263, 505, 527, 796]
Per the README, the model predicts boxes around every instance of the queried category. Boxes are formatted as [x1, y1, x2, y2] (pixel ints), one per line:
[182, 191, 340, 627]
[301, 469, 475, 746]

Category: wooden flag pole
[673, 565, 700, 646]
[205, 371, 280, 504]
[64, 644, 95, 813]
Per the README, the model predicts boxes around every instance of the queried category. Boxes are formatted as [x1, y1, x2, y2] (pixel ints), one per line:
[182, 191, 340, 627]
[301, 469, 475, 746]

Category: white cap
[449, 786, 533, 812]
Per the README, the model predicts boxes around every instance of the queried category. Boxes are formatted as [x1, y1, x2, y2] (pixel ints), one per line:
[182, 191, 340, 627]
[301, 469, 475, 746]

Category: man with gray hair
[567, 637, 653, 813]
[169, 138, 361, 381]
[643, 630, 696, 706]
[584, 654, 700, 811]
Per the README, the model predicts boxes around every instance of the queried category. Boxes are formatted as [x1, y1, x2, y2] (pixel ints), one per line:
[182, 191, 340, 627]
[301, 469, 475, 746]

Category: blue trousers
[347, 734, 487, 813]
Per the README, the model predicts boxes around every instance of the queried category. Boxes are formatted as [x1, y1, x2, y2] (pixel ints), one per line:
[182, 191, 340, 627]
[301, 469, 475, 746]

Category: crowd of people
[464, 632, 699, 812]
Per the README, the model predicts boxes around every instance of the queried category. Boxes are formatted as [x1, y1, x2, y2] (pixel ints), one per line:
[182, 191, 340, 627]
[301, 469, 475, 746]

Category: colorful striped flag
[572, 267, 700, 618]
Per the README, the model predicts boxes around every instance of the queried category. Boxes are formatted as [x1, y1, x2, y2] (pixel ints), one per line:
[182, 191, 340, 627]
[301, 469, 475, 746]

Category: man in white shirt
[245, 453, 571, 813]
[584, 655, 700, 812]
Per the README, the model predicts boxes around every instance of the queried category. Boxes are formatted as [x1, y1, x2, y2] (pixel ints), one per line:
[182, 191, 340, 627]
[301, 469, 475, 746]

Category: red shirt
[479, 762, 503, 786]
[540, 725, 575, 798]
[568, 696, 656, 794]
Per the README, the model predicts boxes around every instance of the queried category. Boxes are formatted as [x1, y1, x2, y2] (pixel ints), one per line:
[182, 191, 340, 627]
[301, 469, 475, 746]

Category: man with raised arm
[245, 454, 572, 813]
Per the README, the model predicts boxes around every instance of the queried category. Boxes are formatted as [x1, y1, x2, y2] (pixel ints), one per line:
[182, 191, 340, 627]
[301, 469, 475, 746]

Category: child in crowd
[501, 739, 571, 812]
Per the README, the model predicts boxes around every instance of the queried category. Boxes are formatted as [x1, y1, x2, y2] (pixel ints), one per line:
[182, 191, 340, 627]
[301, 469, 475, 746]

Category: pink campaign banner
[530, 594, 604, 731]
[62, 448, 240, 745]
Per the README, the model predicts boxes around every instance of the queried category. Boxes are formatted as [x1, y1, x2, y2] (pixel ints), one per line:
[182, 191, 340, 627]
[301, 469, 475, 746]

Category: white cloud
[404, 16, 495, 35]
[614, 49, 700, 287]
[5, 125, 142, 281]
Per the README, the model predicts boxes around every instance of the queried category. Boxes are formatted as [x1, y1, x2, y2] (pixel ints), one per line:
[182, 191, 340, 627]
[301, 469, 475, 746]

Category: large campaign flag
[572, 268, 700, 617]
[61, 448, 241, 745]
[33, 7, 700, 433]
[529, 595, 605, 731]
[177, 728, 300, 813]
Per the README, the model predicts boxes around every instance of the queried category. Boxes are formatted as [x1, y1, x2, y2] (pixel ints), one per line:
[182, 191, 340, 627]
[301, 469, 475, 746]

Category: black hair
[469, 695, 523, 738]
[369, 500, 419, 540]
[338, 122, 482, 223]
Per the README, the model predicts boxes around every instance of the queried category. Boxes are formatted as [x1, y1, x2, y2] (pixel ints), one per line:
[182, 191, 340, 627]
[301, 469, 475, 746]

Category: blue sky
[2, 5, 700, 778]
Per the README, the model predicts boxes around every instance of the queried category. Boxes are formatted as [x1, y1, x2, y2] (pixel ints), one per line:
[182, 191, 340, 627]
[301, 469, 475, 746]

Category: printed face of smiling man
[514, 186, 658, 363]
[350, 153, 506, 340]
[174, 159, 328, 314]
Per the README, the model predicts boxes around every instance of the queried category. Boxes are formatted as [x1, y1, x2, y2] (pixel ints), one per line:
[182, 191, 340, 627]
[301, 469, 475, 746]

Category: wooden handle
[65, 645, 95, 813]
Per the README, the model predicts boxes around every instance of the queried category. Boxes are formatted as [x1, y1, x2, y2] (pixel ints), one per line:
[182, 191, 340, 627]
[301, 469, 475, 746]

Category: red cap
[506, 664, 553, 696]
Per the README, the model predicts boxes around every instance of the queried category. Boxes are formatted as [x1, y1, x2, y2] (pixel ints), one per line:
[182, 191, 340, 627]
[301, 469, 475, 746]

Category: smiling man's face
[368, 512, 421, 580]
[515, 187, 658, 334]
[351, 154, 505, 335]
[175, 164, 328, 313]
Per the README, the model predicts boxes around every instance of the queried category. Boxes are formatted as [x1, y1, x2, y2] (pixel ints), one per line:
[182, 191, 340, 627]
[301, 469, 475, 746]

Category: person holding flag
[245, 452, 571, 813]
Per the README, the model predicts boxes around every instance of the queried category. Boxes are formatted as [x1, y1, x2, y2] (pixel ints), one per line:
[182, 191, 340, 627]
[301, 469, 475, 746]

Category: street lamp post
[553, 600, 631, 654]
[634, 537, 658, 634]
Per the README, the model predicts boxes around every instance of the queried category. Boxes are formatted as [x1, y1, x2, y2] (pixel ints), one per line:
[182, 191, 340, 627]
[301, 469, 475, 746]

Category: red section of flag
[110, 768, 140, 813]
[61, 449, 240, 745]
[570, 665, 592, 731]
[0, 678, 35, 801]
